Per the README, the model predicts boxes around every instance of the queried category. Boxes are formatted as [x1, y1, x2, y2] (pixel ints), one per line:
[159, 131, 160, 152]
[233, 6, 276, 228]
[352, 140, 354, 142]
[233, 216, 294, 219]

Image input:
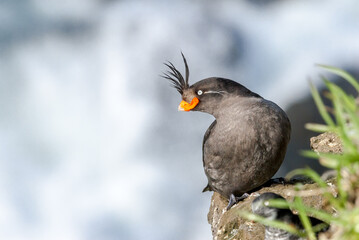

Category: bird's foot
[264, 177, 286, 186]
[226, 193, 250, 210]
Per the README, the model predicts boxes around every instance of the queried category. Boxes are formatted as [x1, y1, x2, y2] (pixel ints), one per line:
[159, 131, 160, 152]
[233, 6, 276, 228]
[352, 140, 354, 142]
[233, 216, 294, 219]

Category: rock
[207, 180, 335, 240]
[310, 132, 343, 154]
[208, 191, 265, 240]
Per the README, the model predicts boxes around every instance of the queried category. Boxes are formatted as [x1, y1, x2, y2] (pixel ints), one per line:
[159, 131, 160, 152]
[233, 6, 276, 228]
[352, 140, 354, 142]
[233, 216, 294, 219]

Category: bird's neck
[212, 96, 262, 120]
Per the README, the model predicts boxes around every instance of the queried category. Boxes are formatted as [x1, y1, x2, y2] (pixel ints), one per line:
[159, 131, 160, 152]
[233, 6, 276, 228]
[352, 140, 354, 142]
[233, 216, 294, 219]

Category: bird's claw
[226, 193, 250, 210]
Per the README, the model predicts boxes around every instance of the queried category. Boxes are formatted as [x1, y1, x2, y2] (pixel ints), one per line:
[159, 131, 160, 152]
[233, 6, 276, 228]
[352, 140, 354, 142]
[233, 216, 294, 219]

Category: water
[0, 0, 358, 239]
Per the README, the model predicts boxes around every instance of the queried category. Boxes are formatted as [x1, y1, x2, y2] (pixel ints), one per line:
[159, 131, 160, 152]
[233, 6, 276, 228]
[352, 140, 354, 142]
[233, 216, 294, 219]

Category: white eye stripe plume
[203, 90, 227, 95]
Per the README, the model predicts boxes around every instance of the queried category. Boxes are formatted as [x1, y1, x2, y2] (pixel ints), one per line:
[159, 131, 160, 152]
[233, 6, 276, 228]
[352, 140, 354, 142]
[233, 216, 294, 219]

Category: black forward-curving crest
[162, 53, 190, 94]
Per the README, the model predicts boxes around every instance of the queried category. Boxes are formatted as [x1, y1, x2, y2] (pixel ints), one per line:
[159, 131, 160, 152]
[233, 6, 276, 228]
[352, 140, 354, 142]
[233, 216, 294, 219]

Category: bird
[251, 192, 329, 240]
[163, 53, 291, 210]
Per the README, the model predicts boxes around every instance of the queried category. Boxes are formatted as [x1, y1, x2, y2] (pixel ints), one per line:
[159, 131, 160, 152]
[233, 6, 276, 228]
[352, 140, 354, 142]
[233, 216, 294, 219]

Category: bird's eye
[197, 90, 203, 95]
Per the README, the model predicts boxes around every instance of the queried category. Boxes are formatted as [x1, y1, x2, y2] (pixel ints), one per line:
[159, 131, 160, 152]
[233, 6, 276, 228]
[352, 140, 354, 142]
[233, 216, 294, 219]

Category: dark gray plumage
[164, 54, 291, 209]
[252, 192, 328, 240]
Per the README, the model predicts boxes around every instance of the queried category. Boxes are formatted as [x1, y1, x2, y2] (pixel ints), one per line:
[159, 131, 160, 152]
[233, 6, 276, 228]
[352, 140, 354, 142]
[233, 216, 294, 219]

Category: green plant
[239, 66, 359, 240]
[300, 65, 359, 239]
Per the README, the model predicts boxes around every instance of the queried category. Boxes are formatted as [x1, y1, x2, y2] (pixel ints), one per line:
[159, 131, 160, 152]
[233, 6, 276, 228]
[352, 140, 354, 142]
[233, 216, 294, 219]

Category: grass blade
[238, 211, 305, 237]
[318, 64, 359, 93]
[294, 195, 316, 240]
[287, 168, 341, 210]
[305, 123, 331, 132]
[309, 81, 335, 127]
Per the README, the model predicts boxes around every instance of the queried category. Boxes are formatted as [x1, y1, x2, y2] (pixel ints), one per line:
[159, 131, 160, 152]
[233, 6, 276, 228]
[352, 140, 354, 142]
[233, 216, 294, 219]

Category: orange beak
[178, 97, 199, 111]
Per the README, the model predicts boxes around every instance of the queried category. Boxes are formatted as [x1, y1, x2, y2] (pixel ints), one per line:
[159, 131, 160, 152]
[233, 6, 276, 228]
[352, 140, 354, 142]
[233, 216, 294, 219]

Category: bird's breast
[201, 98, 290, 196]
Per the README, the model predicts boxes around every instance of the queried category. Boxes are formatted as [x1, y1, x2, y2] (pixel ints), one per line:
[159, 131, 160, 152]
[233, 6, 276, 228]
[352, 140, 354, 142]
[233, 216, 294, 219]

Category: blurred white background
[0, 0, 358, 239]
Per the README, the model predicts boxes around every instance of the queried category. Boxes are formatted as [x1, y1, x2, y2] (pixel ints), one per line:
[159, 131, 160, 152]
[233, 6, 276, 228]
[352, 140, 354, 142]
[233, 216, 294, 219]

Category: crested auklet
[163, 54, 291, 209]
[252, 192, 328, 240]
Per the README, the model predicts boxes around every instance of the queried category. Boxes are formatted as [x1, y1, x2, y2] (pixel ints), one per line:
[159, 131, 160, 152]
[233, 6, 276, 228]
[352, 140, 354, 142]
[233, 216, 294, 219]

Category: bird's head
[251, 192, 285, 220]
[163, 53, 261, 115]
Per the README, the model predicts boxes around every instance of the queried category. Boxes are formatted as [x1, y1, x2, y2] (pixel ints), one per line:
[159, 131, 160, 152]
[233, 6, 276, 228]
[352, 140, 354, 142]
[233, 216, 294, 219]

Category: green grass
[240, 66, 359, 239]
